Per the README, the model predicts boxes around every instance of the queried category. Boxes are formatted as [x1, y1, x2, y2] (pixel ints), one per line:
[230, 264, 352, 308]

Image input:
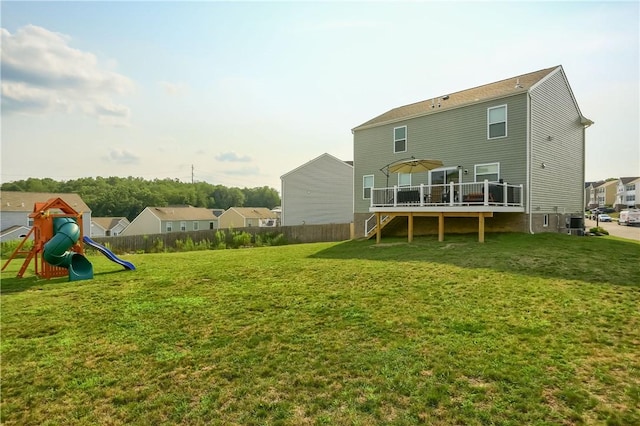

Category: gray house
[120, 206, 220, 236]
[0, 191, 92, 242]
[352, 65, 593, 241]
[281, 153, 354, 226]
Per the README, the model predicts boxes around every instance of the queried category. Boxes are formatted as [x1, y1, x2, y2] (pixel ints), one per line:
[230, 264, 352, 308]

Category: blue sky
[2, 1, 638, 190]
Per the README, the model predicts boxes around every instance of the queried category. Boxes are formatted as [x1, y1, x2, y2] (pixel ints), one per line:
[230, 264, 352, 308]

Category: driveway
[584, 218, 640, 241]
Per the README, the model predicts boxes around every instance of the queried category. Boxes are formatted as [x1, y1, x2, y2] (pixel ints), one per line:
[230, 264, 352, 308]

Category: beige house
[120, 206, 220, 236]
[0, 191, 92, 242]
[587, 180, 617, 209]
[218, 207, 278, 229]
[90, 217, 130, 237]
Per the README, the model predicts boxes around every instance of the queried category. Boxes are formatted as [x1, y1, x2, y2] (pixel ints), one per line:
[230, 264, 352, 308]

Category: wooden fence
[90, 223, 353, 253]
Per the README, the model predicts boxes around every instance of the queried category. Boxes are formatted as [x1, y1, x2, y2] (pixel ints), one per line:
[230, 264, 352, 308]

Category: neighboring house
[615, 177, 640, 210]
[281, 153, 354, 226]
[91, 217, 130, 237]
[218, 207, 278, 229]
[120, 206, 220, 236]
[0, 191, 92, 242]
[587, 180, 617, 209]
[351, 65, 593, 241]
[584, 182, 595, 210]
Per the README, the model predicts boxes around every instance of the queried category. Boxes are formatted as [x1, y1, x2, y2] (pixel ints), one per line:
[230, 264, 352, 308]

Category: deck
[366, 181, 524, 242]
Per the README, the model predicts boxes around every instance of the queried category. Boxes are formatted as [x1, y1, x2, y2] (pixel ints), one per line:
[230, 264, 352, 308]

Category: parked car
[597, 214, 612, 222]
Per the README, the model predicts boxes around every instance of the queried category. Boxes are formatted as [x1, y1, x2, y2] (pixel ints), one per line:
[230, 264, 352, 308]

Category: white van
[618, 209, 640, 226]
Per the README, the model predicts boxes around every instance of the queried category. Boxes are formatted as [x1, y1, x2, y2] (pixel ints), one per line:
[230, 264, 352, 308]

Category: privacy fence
[90, 223, 353, 254]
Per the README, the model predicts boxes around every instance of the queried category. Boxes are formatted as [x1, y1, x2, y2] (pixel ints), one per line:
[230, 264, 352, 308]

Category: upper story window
[628, 184, 636, 191]
[398, 173, 411, 187]
[363, 175, 374, 199]
[488, 105, 507, 139]
[394, 126, 407, 153]
[475, 163, 500, 182]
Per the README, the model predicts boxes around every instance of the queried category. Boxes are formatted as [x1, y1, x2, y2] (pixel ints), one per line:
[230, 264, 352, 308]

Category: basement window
[543, 214, 549, 227]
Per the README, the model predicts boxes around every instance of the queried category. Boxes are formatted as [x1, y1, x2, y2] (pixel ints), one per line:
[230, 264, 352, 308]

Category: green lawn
[2, 233, 639, 425]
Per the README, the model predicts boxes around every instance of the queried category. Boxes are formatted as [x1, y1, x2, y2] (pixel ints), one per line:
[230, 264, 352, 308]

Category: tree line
[1, 177, 280, 221]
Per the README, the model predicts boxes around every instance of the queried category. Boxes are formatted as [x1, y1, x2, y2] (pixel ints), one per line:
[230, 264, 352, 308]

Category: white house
[615, 177, 640, 210]
[280, 153, 354, 226]
[90, 217, 130, 237]
[0, 191, 92, 242]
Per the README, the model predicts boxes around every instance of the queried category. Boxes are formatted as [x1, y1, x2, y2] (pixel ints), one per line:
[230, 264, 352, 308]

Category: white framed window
[488, 105, 507, 139]
[166, 222, 173, 232]
[398, 173, 411, 187]
[363, 175, 374, 199]
[394, 126, 407, 153]
[475, 163, 500, 182]
[180, 221, 187, 231]
[193, 221, 199, 231]
[543, 214, 549, 227]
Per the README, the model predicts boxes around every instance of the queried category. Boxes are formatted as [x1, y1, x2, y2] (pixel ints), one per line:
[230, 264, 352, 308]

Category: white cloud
[159, 81, 189, 96]
[1, 25, 134, 126]
[215, 151, 252, 162]
[103, 149, 140, 165]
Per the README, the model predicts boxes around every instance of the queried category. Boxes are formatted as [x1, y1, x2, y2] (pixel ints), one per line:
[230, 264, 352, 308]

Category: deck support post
[376, 212, 381, 244]
[408, 213, 414, 243]
[478, 212, 485, 243]
[438, 213, 444, 242]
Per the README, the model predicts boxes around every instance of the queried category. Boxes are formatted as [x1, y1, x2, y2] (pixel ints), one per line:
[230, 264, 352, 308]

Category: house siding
[353, 93, 529, 216]
[218, 209, 244, 229]
[282, 154, 354, 226]
[530, 69, 585, 215]
[119, 208, 161, 236]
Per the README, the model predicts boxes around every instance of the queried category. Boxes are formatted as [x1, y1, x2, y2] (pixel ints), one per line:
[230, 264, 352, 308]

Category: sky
[1, 1, 638, 191]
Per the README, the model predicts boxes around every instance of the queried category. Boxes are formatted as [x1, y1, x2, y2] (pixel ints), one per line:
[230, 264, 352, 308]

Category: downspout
[527, 92, 534, 234]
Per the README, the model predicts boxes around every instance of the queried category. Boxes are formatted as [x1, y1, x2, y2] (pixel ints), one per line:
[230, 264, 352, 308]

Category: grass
[2, 233, 639, 425]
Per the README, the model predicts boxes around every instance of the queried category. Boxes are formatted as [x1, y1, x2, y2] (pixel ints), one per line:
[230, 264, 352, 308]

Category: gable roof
[92, 217, 129, 231]
[281, 153, 353, 179]
[353, 66, 563, 131]
[148, 206, 219, 221]
[619, 176, 640, 185]
[225, 207, 277, 219]
[0, 191, 91, 213]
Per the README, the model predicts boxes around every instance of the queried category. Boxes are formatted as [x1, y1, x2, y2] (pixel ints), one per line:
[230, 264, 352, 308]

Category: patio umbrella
[388, 158, 443, 174]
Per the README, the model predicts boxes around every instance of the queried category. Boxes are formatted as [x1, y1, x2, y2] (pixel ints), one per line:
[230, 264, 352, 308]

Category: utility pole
[191, 164, 194, 184]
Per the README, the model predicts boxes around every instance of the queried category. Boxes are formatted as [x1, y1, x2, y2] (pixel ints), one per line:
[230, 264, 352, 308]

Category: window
[394, 126, 407, 153]
[166, 222, 173, 232]
[398, 173, 411, 187]
[488, 105, 507, 139]
[209, 222, 215, 230]
[193, 221, 199, 231]
[627, 195, 636, 202]
[363, 175, 374, 199]
[543, 214, 549, 227]
[475, 163, 500, 182]
[180, 221, 187, 231]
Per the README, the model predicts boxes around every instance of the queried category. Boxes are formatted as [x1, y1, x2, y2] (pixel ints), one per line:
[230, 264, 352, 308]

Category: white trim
[393, 125, 407, 153]
[487, 104, 507, 139]
[474, 162, 500, 182]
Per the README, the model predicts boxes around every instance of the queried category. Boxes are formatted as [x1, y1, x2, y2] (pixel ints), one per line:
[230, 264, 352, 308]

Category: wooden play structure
[2, 197, 93, 281]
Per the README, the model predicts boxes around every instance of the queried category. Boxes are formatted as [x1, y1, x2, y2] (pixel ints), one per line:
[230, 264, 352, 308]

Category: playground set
[2, 197, 135, 281]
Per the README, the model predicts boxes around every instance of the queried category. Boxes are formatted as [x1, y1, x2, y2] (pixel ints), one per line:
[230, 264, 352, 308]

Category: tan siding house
[91, 217, 130, 237]
[120, 206, 219, 236]
[218, 207, 278, 229]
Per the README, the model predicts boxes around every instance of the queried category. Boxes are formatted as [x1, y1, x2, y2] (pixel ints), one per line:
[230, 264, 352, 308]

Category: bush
[589, 226, 609, 235]
[1, 239, 34, 258]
